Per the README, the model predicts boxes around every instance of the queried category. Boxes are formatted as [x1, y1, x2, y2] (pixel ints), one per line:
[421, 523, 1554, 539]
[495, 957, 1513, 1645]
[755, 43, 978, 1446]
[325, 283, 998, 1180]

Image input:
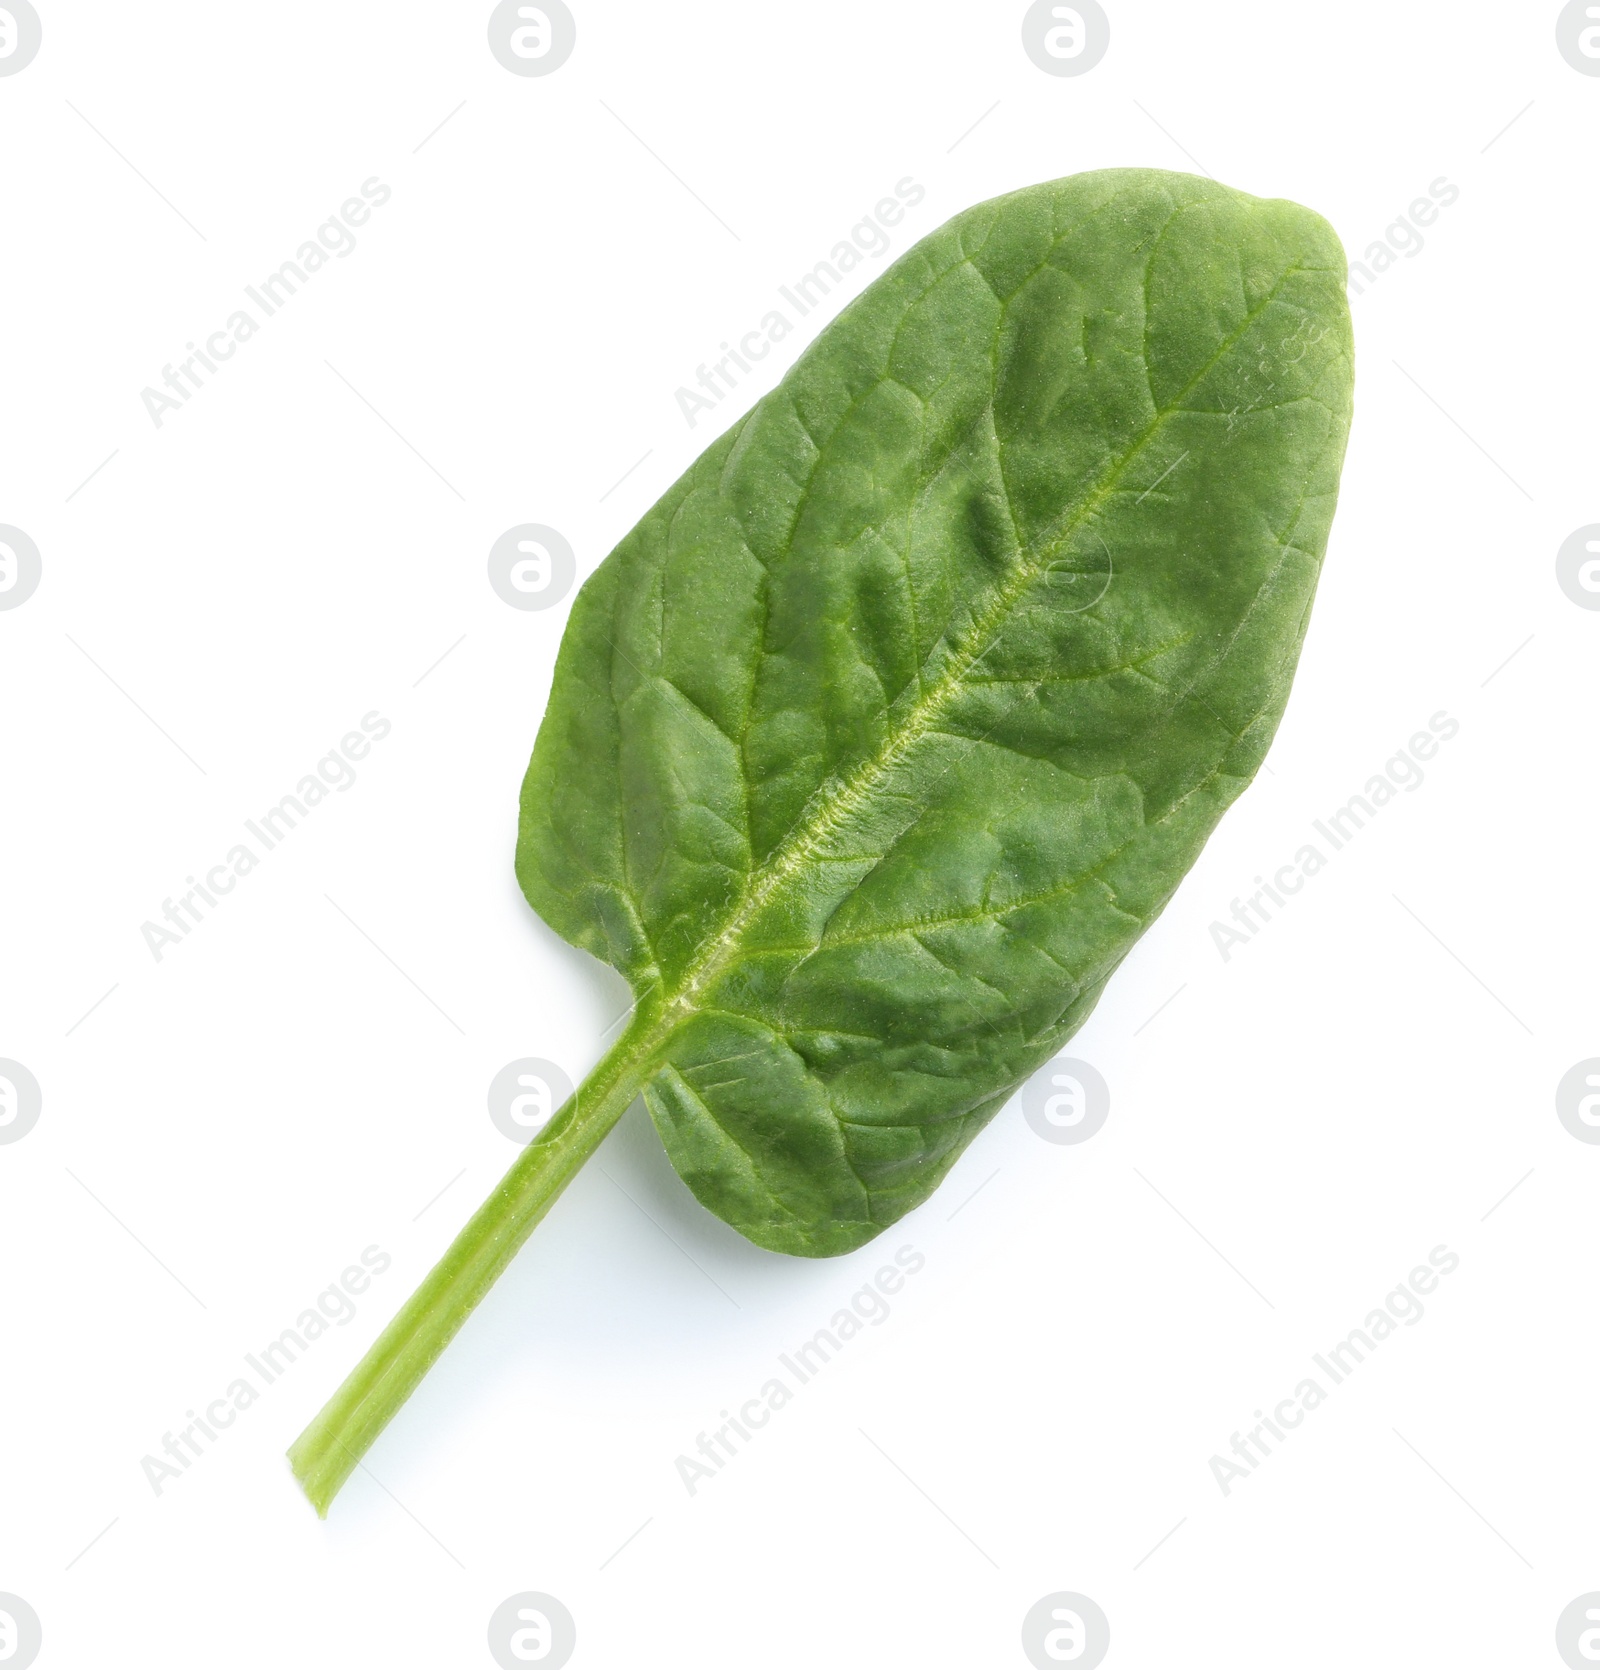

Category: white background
[1, 3, 1596, 1666]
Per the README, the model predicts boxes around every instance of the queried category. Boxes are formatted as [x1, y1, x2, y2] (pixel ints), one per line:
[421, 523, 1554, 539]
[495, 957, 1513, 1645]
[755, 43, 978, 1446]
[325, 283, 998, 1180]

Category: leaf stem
[287, 1006, 662, 1516]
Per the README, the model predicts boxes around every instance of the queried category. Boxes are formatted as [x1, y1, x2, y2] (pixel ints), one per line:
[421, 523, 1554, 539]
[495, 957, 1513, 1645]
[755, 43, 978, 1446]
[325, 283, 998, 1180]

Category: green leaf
[289, 167, 1352, 1513]
[517, 167, 1353, 1256]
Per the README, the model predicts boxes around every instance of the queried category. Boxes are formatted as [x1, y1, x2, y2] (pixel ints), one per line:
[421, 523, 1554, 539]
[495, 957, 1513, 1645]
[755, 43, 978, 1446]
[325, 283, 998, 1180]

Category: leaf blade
[518, 168, 1353, 1254]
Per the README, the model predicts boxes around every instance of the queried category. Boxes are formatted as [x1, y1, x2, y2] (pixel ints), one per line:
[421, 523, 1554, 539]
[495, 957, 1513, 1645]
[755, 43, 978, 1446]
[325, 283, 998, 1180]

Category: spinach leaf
[290, 168, 1352, 1512]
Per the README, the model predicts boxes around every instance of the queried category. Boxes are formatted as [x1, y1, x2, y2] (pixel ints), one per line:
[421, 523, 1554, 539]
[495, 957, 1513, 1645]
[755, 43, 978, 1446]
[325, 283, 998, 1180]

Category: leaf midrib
[648, 260, 1308, 1031]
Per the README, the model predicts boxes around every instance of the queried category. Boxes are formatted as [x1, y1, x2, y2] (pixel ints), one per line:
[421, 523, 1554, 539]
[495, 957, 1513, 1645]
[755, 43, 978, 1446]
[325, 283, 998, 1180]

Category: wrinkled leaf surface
[518, 169, 1353, 1255]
